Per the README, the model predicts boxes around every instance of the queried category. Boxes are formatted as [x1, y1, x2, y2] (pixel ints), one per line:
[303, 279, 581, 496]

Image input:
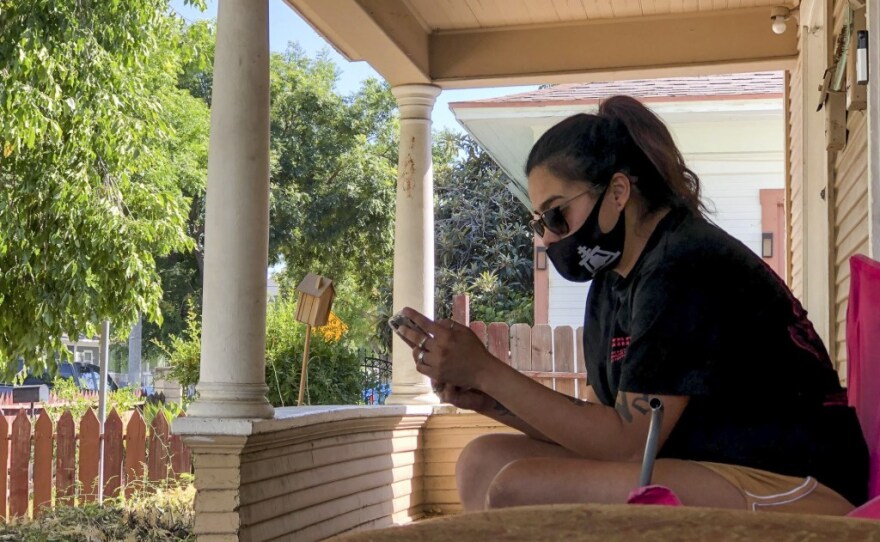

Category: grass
[0, 481, 195, 541]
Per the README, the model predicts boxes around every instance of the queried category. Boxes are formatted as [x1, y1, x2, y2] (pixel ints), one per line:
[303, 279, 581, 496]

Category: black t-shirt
[584, 207, 869, 506]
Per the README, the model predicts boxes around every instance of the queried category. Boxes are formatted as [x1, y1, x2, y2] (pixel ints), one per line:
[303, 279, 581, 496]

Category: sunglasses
[529, 190, 592, 237]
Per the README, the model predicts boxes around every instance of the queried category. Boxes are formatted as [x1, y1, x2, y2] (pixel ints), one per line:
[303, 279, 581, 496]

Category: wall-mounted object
[825, 91, 847, 151]
[762, 233, 774, 259]
[535, 246, 547, 270]
[848, 7, 868, 111]
[857, 30, 869, 85]
[770, 6, 798, 34]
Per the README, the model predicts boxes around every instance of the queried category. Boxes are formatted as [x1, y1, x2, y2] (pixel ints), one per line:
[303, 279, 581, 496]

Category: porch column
[386, 84, 441, 405]
[186, 0, 273, 419]
[796, 1, 831, 346]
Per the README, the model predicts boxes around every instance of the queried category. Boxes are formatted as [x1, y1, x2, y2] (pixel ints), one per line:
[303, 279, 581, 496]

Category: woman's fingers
[401, 307, 448, 338]
[395, 319, 429, 349]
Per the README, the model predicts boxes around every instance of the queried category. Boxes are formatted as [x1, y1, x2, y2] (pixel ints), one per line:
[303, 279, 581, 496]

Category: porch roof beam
[430, 8, 799, 88]
[285, 2, 798, 88]
[284, 0, 431, 85]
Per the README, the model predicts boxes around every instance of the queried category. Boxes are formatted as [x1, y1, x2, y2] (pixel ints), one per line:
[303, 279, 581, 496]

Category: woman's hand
[433, 383, 496, 412]
[395, 307, 499, 391]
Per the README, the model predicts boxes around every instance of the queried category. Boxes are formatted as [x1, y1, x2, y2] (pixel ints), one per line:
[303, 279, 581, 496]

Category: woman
[396, 95, 868, 515]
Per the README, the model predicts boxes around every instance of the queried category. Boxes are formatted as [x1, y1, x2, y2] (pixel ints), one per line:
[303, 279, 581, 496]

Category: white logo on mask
[577, 245, 622, 274]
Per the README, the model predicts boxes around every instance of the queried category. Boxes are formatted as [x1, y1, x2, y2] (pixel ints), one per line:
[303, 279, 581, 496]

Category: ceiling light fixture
[770, 6, 799, 35]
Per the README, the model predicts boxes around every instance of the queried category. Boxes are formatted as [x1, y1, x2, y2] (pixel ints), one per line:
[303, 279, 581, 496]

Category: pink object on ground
[846, 255, 880, 503]
[848, 495, 880, 519]
[626, 485, 683, 506]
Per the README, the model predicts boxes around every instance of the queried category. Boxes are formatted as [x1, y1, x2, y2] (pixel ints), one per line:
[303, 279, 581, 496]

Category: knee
[455, 433, 518, 486]
[485, 458, 536, 510]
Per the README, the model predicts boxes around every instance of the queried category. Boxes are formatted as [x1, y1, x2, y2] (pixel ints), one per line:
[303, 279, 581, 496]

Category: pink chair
[845, 254, 880, 518]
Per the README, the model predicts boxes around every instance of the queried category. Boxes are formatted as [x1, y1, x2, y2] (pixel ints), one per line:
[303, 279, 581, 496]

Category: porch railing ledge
[172, 403, 441, 437]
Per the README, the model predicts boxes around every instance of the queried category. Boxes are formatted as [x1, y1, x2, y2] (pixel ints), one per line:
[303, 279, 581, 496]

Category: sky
[170, 0, 538, 133]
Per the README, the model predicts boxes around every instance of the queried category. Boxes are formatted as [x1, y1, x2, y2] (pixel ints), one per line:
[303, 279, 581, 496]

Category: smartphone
[388, 312, 429, 338]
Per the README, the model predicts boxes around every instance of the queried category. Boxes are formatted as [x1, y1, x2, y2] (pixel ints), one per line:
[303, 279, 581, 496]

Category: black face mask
[545, 188, 626, 282]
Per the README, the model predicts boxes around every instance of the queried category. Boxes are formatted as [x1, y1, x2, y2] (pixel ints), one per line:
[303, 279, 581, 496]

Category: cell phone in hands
[388, 312, 430, 343]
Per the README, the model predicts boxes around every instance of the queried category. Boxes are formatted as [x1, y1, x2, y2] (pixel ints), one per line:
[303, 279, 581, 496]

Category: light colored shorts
[694, 461, 855, 515]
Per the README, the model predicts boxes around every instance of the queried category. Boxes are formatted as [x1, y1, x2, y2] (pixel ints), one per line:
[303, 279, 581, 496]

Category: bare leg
[485, 457, 747, 510]
[455, 433, 581, 512]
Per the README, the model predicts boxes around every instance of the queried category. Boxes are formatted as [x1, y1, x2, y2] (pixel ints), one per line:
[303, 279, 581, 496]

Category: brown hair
[525, 95, 707, 218]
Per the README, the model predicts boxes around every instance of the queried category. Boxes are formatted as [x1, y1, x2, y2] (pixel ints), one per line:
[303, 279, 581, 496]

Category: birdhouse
[295, 273, 335, 327]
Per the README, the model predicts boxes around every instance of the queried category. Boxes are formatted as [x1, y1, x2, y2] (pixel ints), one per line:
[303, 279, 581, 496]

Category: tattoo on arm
[493, 400, 514, 417]
[615, 391, 652, 423]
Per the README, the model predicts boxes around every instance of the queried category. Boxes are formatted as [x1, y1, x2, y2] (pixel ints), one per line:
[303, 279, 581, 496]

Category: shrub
[265, 293, 364, 406]
[0, 479, 195, 541]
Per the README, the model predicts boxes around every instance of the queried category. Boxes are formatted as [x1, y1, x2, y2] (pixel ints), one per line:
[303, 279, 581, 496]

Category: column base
[179, 435, 248, 541]
[385, 383, 440, 405]
[187, 381, 274, 419]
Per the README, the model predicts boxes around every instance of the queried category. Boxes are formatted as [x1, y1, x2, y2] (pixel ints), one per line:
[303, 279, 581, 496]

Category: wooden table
[330, 504, 880, 542]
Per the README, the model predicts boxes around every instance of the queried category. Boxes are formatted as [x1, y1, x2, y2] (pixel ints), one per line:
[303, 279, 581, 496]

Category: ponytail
[525, 95, 707, 218]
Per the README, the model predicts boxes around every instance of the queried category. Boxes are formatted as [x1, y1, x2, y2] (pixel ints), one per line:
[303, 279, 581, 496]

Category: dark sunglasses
[529, 190, 592, 237]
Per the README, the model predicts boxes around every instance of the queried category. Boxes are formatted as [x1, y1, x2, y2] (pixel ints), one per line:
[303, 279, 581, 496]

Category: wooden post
[297, 324, 313, 406]
[148, 412, 170, 485]
[576, 326, 589, 399]
[170, 412, 192, 478]
[56, 411, 76, 506]
[103, 409, 124, 498]
[487, 323, 510, 364]
[532, 325, 554, 389]
[33, 412, 53, 517]
[452, 294, 470, 325]
[554, 326, 576, 397]
[0, 415, 8, 519]
[124, 410, 146, 498]
[79, 409, 100, 502]
[9, 412, 30, 518]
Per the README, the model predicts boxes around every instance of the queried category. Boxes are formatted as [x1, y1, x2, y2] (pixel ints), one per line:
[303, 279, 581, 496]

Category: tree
[267, 46, 398, 354]
[142, 20, 214, 359]
[0, 1, 204, 376]
[268, 47, 398, 297]
[434, 132, 534, 325]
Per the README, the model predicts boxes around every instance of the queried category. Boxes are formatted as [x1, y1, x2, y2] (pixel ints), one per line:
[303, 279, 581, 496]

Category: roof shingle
[452, 72, 784, 108]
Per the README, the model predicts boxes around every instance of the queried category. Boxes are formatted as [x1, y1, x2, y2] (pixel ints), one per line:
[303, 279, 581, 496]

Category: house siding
[788, 48, 805, 302]
[828, 1, 870, 383]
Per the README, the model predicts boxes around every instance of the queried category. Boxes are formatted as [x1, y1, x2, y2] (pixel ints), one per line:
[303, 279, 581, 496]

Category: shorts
[693, 461, 855, 515]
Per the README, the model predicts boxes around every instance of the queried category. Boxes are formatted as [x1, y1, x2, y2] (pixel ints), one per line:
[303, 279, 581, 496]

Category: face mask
[545, 188, 626, 282]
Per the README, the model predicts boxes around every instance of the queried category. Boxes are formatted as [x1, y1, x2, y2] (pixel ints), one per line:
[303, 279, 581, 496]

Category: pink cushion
[847, 495, 880, 519]
[627, 485, 682, 506]
[846, 255, 880, 500]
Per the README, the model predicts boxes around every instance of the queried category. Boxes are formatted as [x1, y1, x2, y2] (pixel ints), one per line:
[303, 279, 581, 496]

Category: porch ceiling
[284, 0, 800, 88]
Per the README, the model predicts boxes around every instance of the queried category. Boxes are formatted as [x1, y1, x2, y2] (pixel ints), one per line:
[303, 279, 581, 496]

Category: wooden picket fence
[0, 408, 191, 519]
[451, 295, 589, 399]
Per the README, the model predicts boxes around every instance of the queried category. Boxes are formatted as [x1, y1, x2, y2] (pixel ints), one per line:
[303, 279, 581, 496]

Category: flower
[316, 312, 348, 343]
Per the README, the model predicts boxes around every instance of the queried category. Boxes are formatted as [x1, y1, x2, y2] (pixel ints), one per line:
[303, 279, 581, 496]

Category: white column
[187, 0, 273, 419]
[797, 2, 831, 345]
[386, 84, 441, 405]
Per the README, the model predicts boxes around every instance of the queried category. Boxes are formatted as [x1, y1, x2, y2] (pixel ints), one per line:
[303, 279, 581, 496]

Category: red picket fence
[0, 408, 191, 519]
[452, 294, 589, 399]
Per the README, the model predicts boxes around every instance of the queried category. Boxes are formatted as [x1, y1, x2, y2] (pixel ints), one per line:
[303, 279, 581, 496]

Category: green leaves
[0, 0, 200, 376]
[268, 46, 398, 330]
[434, 133, 534, 325]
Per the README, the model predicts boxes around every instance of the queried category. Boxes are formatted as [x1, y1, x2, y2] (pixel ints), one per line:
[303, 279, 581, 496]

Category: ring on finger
[418, 336, 429, 349]
[418, 350, 426, 363]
